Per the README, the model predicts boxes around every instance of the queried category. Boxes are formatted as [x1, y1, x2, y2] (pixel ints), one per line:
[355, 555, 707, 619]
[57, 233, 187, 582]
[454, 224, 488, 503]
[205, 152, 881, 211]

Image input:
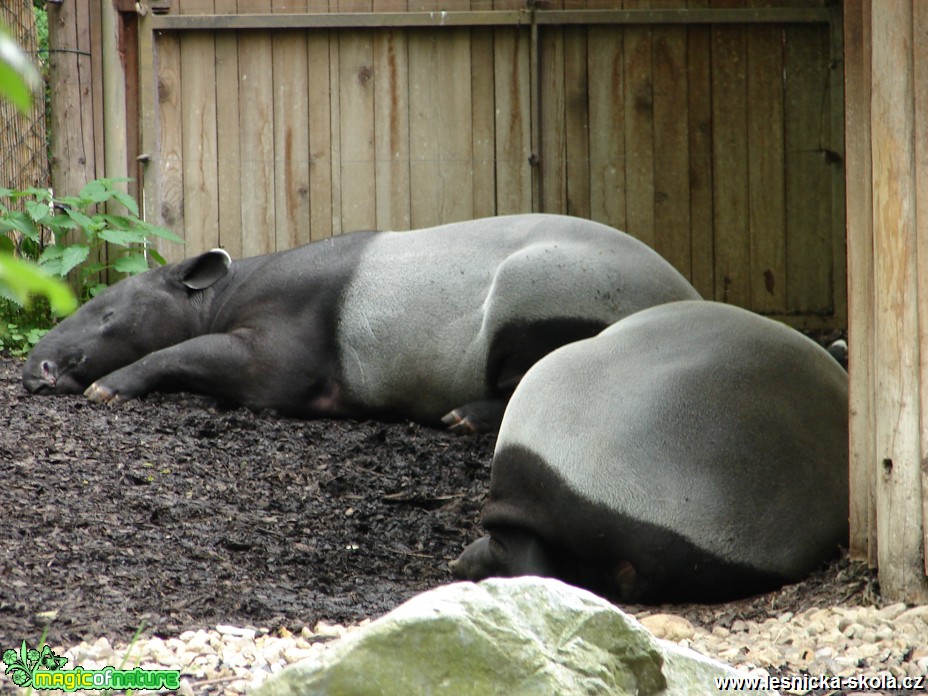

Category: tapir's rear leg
[450, 527, 558, 580]
[441, 399, 508, 434]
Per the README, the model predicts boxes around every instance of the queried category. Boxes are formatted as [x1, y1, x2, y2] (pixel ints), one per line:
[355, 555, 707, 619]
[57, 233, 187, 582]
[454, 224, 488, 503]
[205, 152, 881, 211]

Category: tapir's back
[334, 214, 701, 424]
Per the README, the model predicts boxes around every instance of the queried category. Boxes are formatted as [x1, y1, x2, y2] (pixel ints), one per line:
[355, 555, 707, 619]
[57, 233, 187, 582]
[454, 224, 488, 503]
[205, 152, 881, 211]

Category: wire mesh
[1, 0, 49, 198]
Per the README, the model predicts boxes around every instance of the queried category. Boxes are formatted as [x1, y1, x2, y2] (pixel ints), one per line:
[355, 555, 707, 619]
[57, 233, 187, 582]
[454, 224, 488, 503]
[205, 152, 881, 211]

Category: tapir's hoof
[441, 400, 506, 435]
[84, 382, 122, 405]
[442, 409, 481, 435]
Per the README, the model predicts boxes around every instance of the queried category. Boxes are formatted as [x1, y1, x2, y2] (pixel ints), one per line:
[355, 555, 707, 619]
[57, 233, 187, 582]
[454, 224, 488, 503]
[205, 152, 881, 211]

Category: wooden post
[869, 0, 928, 603]
[844, 0, 876, 566]
[915, 1, 928, 583]
[102, 0, 130, 194]
[47, 0, 97, 196]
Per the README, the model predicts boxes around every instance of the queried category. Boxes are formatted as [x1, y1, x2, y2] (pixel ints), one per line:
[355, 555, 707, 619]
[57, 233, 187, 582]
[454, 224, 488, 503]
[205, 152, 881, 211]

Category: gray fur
[454, 301, 849, 601]
[335, 214, 701, 426]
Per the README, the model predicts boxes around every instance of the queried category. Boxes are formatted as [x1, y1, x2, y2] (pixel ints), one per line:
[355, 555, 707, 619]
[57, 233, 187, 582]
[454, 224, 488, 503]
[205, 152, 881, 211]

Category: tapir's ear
[176, 248, 232, 290]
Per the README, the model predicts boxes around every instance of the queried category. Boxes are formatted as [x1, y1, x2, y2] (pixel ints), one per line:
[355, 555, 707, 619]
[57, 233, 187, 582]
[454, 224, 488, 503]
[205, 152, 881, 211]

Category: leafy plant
[1, 179, 183, 297]
[0, 180, 184, 353]
[1, 20, 77, 349]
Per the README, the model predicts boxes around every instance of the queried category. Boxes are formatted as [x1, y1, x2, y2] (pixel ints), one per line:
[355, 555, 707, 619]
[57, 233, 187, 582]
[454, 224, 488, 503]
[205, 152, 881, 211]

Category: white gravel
[18, 601, 926, 695]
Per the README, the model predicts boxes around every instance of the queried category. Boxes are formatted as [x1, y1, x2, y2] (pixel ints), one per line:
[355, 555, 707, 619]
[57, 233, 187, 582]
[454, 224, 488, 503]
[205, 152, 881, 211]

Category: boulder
[255, 578, 777, 696]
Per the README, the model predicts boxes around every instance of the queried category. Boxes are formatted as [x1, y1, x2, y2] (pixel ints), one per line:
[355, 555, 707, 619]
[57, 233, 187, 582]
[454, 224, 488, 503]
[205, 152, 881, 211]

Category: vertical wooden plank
[238, 0, 276, 255]
[180, 0, 220, 257]
[121, 10, 141, 206]
[784, 23, 832, 314]
[540, 24, 567, 215]
[372, 27, 411, 231]
[871, 0, 928, 603]
[338, 29, 377, 232]
[157, 28, 186, 261]
[471, 28, 497, 218]
[307, 31, 334, 240]
[686, 2, 714, 298]
[101, 0, 128, 197]
[710, 0, 750, 307]
[624, 6, 655, 247]
[328, 29, 343, 237]
[588, 27, 626, 230]
[829, 2, 847, 330]
[914, 1, 928, 579]
[651, 0, 690, 278]
[48, 0, 97, 198]
[215, 27, 243, 258]
[273, 0, 311, 249]
[138, 10, 161, 235]
[87, 0, 105, 190]
[844, 0, 875, 565]
[494, 26, 532, 215]
[87, 0, 108, 283]
[445, 24, 476, 223]
[564, 27, 590, 219]
[746, 5, 786, 314]
[441, 27, 477, 223]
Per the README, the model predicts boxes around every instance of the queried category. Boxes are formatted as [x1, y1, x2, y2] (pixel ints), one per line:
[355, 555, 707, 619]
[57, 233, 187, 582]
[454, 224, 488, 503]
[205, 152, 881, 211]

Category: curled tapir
[451, 300, 849, 600]
[22, 214, 701, 432]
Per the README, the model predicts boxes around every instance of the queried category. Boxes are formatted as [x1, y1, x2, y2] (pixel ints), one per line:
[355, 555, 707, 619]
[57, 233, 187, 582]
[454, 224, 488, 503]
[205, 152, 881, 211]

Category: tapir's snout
[22, 353, 87, 395]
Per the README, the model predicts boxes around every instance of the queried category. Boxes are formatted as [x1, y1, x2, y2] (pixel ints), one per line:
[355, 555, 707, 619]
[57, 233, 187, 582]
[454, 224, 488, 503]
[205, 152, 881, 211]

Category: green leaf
[59, 245, 90, 276]
[147, 226, 185, 244]
[77, 179, 110, 204]
[0, 254, 77, 315]
[25, 199, 51, 224]
[0, 27, 41, 114]
[45, 213, 79, 235]
[113, 253, 150, 275]
[100, 214, 137, 230]
[112, 190, 140, 216]
[147, 248, 168, 266]
[99, 228, 147, 246]
[63, 207, 98, 232]
[0, 213, 40, 242]
[38, 244, 89, 277]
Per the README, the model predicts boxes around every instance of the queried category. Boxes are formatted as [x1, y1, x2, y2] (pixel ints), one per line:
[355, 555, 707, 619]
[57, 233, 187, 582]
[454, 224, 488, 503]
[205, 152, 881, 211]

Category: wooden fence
[128, 0, 845, 329]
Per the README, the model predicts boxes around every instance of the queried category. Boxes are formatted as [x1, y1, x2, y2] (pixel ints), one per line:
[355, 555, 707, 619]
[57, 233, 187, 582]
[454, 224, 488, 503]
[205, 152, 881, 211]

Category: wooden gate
[137, 1, 844, 329]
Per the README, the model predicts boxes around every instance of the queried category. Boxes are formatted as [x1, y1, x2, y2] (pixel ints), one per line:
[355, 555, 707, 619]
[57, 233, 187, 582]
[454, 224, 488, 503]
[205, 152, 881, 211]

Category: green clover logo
[2, 641, 68, 688]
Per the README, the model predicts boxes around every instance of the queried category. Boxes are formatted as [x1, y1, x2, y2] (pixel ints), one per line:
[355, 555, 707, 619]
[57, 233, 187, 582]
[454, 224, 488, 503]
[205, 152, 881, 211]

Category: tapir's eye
[101, 311, 114, 323]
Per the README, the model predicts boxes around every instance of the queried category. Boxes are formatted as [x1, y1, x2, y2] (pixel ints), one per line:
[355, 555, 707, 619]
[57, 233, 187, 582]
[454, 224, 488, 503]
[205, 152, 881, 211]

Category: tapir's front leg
[84, 331, 282, 408]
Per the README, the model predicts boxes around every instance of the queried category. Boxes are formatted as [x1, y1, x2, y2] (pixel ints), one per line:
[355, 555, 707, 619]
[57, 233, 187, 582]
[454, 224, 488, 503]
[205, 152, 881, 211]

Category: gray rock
[254, 578, 777, 696]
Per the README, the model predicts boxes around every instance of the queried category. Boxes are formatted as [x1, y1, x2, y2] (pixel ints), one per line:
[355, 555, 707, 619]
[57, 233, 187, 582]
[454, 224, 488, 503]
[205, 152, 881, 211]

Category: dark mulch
[0, 353, 886, 679]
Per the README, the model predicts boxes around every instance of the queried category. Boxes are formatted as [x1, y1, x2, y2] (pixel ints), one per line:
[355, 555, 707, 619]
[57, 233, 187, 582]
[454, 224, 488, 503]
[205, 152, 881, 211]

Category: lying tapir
[451, 300, 849, 600]
[22, 214, 701, 432]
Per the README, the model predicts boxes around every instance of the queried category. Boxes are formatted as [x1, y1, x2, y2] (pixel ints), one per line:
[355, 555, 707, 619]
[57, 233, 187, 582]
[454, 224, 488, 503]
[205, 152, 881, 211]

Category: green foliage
[1, 179, 183, 295]
[0, 179, 184, 354]
[0, 24, 41, 114]
[1, 19, 78, 354]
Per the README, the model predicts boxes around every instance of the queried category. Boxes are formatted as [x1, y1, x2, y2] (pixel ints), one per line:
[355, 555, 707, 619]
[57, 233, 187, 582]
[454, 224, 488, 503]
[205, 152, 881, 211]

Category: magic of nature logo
[2, 641, 180, 692]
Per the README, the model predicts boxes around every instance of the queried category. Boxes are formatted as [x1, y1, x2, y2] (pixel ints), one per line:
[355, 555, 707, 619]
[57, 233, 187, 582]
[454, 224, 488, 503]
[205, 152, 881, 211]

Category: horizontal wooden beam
[146, 7, 831, 32]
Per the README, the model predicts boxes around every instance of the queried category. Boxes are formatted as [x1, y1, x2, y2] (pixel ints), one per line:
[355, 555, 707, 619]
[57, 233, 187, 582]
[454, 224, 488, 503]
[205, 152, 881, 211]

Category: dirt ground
[0, 352, 879, 655]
